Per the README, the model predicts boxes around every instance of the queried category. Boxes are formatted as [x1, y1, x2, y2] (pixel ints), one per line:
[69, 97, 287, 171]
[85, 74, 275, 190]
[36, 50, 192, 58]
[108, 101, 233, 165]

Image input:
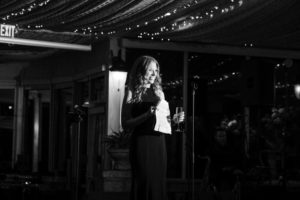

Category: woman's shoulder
[152, 89, 165, 102]
[158, 90, 165, 100]
[124, 87, 133, 103]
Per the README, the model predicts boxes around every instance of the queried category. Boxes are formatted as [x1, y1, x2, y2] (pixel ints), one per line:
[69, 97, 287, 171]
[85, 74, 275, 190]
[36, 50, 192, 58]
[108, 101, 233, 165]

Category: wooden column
[13, 86, 25, 167]
[32, 91, 42, 172]
[182, 51, 188, 179]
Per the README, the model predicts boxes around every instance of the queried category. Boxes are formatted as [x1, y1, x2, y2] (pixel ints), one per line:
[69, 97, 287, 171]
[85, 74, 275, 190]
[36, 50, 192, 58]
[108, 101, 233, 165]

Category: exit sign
[0, 24, 16, 38]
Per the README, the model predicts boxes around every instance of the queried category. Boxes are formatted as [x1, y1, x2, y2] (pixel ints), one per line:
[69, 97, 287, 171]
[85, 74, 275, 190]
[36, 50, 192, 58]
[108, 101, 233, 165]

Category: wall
[0, 62, 28, 83]
[17, 39, 111, 84]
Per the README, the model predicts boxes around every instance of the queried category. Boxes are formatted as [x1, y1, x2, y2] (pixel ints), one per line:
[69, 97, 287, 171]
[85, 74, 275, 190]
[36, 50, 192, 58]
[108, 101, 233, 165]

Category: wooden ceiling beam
[122, 38, 300, 59]
[0, 37, 91, 51]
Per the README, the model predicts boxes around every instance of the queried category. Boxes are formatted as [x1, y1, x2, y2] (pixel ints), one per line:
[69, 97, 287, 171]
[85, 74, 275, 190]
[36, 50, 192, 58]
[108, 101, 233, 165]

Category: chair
[197, 155, 211, 191]
[258, 150, 282, 182]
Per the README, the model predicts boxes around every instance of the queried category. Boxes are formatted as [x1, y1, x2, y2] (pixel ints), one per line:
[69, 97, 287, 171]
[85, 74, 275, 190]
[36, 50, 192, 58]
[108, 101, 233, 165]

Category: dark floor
[2, 189, 300, 200]
[82, 192, 129, 200]
[97, 190, 299, 200]
[2, 182, 300, 200]
[81, 186, 300, 200]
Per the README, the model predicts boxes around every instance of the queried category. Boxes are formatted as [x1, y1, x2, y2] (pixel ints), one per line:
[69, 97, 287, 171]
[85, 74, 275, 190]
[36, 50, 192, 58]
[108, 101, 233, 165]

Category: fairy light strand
[1, 0, 51, 22]
[0, 0, 249, 44]
[76, 0, 245, 41]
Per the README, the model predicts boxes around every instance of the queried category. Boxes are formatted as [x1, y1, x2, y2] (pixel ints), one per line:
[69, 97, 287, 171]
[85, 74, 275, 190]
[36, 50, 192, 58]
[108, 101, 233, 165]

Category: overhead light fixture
[294, 84, 300, 100]
[82, 100, 90, 108]
[82, 76, 92, 108]
[109, 50, 127, 72]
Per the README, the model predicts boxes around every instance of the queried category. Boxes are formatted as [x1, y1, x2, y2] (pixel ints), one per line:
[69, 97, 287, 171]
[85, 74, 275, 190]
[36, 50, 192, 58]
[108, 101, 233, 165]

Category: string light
[163, 79, 183, 89]
[208, 72, 241, 85]
[162, 71, 241, 88]
[77, 0, 246, 40]
[275, 82, 292, 89]
[0, 0, 247, 40]
[244, 43, 255, 47]
[1, 0, 51, 22]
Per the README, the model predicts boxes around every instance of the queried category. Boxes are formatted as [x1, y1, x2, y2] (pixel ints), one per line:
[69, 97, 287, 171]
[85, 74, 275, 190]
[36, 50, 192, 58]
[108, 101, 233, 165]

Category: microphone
[190, 75, 199, 90]
[74, 105, 86, 115]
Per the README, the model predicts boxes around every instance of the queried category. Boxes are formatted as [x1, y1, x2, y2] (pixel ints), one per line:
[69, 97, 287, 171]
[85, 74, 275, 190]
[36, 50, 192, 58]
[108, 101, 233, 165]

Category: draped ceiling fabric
[0, 0, 300, 61]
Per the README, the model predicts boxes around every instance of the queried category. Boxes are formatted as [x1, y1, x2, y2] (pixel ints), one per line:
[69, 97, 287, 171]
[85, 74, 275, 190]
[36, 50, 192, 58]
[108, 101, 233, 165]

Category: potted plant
[105, 130, 131, 170]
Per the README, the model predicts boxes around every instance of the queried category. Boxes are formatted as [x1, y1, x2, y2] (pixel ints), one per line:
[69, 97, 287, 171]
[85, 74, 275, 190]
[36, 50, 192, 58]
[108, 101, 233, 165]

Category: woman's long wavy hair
[127, 55, 162, 103]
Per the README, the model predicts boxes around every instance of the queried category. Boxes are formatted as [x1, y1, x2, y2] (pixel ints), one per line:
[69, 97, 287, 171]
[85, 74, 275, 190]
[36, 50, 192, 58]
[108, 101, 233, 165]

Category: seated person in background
[208, 127, 245, 195]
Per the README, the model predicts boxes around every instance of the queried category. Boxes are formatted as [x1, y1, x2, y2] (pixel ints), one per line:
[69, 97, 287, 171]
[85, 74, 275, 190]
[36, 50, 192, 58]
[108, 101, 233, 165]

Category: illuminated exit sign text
[0, 24, 16, 38]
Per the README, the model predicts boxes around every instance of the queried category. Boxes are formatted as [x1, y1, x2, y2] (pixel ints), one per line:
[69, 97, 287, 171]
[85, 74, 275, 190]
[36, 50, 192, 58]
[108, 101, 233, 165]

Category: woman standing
[121, 55, 183, 200]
